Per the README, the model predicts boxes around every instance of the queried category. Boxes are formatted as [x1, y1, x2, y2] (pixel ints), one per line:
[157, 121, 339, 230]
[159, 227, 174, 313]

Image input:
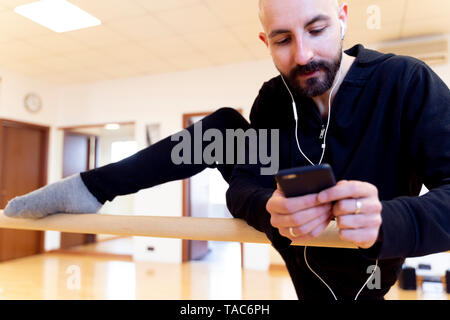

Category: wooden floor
[0, 238, 448, 300]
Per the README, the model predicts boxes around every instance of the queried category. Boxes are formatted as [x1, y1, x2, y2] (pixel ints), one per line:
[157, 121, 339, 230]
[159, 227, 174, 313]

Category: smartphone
[275, 164, 336, 198]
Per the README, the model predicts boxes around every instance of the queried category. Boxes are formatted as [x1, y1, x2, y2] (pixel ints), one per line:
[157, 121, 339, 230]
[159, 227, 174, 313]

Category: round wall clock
[24, 93, 42, 113]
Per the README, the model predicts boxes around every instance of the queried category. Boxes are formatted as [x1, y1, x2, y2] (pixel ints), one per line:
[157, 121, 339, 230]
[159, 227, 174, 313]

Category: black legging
[80, 107, 250, 204]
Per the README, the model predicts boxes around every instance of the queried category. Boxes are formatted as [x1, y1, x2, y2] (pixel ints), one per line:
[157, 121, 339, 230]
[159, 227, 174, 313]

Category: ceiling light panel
[14, 0, 101, 33]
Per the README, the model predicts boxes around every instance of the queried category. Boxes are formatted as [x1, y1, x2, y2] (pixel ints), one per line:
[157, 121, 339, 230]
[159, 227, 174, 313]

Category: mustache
[289, 61, 330, 78]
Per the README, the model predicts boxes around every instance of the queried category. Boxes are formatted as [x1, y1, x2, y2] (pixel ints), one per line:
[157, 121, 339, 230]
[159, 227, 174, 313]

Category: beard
[281, 48, 342, 98]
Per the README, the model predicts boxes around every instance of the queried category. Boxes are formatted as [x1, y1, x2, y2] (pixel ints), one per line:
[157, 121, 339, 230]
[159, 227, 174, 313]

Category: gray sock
[3, 173, 102, 219]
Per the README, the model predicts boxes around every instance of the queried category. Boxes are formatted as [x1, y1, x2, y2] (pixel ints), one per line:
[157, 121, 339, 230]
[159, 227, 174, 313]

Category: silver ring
[355, 200, 362, 214]
[289, 227, 297, 237]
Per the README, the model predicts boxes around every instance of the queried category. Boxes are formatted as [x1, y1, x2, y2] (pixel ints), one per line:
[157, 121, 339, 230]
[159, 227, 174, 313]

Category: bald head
[259, 0, 340, 27]
[259, 0, 339, 11]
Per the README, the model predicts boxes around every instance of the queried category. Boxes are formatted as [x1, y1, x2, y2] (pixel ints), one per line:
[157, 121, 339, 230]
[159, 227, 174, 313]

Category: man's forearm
[377, 184, 450, 259]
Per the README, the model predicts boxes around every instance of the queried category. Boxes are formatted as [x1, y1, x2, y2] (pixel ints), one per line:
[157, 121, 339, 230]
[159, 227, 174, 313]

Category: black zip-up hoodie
[226, 44, 450, 300]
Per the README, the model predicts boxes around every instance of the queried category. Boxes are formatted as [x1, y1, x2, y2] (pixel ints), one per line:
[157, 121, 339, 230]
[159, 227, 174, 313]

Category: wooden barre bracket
[0, 211, 357, 249]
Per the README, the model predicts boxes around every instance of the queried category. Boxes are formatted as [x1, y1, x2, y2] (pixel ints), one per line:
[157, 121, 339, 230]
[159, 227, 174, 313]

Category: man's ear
[259, 32, 269, 47]
[338, 3, 349, 31]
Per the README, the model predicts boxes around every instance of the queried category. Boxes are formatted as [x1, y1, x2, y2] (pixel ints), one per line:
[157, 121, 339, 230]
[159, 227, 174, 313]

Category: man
[5, 0, 450, 300]
[226, 0, 450, 299]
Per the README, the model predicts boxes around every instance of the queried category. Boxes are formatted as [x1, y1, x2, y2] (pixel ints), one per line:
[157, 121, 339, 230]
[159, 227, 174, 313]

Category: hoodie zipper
[319, 125, 326, 140]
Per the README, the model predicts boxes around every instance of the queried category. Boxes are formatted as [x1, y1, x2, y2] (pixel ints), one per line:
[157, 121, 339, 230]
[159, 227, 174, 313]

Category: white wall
[0, 70, 60, 124]
[431, 62, 450, 86]
[0, 69, 63, 183]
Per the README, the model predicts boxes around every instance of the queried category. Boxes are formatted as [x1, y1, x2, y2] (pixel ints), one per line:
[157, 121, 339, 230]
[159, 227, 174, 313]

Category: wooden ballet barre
[0, 211, 357, 249]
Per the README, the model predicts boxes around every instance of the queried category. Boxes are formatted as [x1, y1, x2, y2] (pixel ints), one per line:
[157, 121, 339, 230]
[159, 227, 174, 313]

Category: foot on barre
[4, 174, 102, 219]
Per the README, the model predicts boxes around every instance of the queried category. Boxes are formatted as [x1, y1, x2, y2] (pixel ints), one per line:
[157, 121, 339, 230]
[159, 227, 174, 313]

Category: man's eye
[275, 38, 290, 45]
[310, 27, 326, 35]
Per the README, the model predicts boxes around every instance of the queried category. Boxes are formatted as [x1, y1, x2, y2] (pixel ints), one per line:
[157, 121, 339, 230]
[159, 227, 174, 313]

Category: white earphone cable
[354, 259, 379, 300]
[281, 51, 379, 300]
[303, 246, 337, 300]
[280, 51, 342, 166]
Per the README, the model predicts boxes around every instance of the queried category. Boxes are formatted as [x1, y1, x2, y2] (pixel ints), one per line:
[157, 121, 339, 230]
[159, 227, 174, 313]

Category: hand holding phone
[266, 164, 336, 240]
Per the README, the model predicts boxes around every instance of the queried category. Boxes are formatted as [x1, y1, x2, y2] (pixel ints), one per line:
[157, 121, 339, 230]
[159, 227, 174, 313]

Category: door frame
[58, 121, 135, 131]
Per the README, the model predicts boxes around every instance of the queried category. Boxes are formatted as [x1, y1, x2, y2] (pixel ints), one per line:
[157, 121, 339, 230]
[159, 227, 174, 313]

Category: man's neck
[312, 53, 356, 120]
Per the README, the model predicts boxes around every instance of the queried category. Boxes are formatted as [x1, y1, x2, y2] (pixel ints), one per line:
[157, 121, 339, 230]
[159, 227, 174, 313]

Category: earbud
[340, 20, 346, 40]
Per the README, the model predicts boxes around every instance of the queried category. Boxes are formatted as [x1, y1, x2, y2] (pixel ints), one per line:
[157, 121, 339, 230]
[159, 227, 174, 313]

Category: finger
[288, 212, 332, 237]
[268, 193, 321, 214]
[279, 226, 313, 241]
[271, 203, 332, 228]
[339, 227, 380, 248]
[280, 227, 315, 241]
[337, 213, 382, 229]
[273, 187, 284, 197]
[317, 181, 378, 203]
[276, 183, 284, 196]
[266, 188, 287, 213]
[332, 198, 382, 216]
[310, 217, 333, 238]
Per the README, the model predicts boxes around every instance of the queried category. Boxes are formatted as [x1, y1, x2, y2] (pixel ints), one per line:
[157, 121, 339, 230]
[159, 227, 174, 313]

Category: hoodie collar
[343, 44, 395, 82]
[346, 44, 394, 65]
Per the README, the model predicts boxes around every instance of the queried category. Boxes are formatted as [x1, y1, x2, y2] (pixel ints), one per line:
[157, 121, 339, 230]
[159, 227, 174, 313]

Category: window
[111, 141, 137, 163]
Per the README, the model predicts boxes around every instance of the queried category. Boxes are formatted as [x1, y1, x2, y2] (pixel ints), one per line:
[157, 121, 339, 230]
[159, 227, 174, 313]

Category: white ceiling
[0, 0, 448, 84]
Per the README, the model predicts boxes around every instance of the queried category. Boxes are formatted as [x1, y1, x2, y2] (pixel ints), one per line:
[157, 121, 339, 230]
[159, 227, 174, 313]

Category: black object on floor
[445, 270, 450, 294]
[398, 267, 417, 290]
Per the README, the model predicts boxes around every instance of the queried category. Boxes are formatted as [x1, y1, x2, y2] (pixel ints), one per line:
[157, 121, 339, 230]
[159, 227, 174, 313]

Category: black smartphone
[275, 164, 337, 198]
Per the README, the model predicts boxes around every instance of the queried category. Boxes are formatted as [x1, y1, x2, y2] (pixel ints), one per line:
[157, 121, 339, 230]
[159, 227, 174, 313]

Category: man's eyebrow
[268, 29, 291, 39]
[268, 14, 331, 39]
[304, 14, 330, 28]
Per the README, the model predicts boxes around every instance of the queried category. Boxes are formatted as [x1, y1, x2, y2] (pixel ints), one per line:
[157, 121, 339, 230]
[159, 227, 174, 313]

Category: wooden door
[60, 132, 97, 249]
[0, 119, 48, 262]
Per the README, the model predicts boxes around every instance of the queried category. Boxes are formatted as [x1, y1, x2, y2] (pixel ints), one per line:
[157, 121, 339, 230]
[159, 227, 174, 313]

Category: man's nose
[294, 38, 314, 66]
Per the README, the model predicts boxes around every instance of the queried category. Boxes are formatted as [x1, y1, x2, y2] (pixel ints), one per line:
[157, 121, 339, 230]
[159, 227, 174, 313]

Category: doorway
[60, 131, 98, 249]
[58, 122, 136, 254]
[181, 112, 243, 266]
